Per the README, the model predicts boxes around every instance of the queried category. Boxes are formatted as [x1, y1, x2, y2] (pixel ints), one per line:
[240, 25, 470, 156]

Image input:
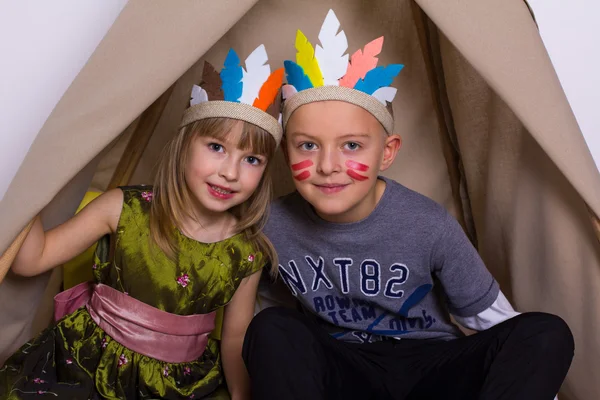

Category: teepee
[1, 1, 599, 399]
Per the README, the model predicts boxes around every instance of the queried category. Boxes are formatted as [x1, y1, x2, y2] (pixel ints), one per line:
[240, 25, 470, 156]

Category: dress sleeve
[242, 250, 265, 278]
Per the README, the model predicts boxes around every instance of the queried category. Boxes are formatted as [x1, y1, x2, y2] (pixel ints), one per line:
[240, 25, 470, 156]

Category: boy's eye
[300, 142, 317, 151]
[209, 143, 223, 152]
[344, 142, 360, 151]
[245, 156, 263, 166]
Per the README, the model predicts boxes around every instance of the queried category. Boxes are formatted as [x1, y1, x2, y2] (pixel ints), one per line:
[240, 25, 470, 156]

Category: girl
[0, 44, 283, 400]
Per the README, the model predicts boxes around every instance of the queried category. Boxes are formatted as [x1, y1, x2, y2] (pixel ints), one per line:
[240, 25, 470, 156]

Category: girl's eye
[245, 156, 263, 166]
[344, 142, 360, 151]
[209, 143, 223, 152]
[300, 142, 317, 151]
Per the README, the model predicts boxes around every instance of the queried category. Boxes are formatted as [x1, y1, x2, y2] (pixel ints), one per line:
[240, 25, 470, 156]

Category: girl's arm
[221, 270, 262, 400]
[11, 188, 123, 277]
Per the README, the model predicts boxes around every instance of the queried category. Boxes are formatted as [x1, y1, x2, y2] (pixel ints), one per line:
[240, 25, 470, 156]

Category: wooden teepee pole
[410, 1, 469, 234]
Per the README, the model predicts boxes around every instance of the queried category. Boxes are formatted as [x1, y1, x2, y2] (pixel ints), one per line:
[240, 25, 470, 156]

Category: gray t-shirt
[262, 177, 499, 343]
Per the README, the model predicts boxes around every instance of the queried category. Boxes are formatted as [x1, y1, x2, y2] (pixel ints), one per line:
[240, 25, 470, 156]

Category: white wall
[527, 0, 600, 171]
[0, 0, 128, 201]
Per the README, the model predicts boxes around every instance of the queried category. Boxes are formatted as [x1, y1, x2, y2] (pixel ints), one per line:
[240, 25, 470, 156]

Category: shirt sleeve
[453, 290, 520, 331]
[431, 212, 499, 317]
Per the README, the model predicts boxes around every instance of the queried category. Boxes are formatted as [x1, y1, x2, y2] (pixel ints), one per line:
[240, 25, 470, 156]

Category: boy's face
[285, 101, 401, 223]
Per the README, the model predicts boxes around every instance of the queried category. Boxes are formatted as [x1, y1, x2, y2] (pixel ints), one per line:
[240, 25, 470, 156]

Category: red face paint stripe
[294, 171, 311, 181]
[345, 160, 369, 172]
[347, 169, 368, 181]
[291, 160, 314, 171]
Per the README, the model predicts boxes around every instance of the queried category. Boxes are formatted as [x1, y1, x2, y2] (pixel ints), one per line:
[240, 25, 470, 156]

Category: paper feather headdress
[180, 44, 284, 144]
[282, 9, 404, 135]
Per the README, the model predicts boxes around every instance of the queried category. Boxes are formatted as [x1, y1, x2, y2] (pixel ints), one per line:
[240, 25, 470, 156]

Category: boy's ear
[380, 134, 402, 171]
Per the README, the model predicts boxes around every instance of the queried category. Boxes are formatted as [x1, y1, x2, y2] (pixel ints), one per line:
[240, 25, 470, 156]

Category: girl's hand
[221, 270, 262, 400]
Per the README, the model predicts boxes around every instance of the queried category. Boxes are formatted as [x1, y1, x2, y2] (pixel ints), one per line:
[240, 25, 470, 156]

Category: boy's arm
[431, 211, 501, 319]
[430, 213, 521, 329]
[453, 290, 520, 331]
[11, 188, 123, 277]
[221, 270, 262, 400]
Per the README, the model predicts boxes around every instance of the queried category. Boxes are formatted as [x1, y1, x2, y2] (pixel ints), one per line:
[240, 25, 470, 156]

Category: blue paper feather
[353, 64, 404, 95]
[220, 49, 243, 102]
[284, 60, 314, 91]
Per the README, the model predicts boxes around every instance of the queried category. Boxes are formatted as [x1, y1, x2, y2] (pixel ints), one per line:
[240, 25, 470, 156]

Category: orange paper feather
[339, 37, 383, 88]
[253, 68, 284, 111]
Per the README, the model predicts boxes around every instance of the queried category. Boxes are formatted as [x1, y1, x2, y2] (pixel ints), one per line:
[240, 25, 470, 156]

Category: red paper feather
[339, 37, 383, 88]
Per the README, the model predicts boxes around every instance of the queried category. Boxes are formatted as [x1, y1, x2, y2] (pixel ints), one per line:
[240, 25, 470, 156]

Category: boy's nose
[316, 147, 342, 176]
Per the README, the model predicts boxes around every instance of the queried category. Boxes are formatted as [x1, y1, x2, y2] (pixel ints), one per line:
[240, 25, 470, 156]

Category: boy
[243, 10, 573, 400]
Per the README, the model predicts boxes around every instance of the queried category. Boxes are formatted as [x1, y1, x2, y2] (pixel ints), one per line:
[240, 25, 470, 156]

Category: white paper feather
[190, 85, 208, 106]
[282, 84, 298, 99]
[315, 9, 349, 86]
[372, 87, 397, 105]
[239, 44, 271, 105]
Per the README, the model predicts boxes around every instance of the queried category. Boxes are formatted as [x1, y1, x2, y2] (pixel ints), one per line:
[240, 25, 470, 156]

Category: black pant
[243, 307, 574, 400]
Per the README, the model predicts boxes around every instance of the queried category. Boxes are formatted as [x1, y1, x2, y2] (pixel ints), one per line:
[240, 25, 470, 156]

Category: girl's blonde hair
[150, 117, 278, 276]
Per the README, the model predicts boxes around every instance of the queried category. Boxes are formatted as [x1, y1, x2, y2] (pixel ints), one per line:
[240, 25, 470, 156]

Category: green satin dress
[0, 186, 264, 400]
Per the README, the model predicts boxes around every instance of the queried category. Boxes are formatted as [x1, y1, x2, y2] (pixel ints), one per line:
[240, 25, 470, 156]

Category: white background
[0, 0, 128, 201]
[527, 0, 600, 171]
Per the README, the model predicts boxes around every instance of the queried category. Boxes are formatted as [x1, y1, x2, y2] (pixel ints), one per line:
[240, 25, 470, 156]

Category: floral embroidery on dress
[183, 366, 191, 376]
[162, 365, 169, 377]
[247, 254, 255, 262]
[141, 191, 153, 202]
[33, 378, 45, 384]
[92, 263, 97, 270]
[65, 359, 73, 365]
[118, 354, 128, 367]
[176, 274, 190, 288]
[101, 337, 108, 349]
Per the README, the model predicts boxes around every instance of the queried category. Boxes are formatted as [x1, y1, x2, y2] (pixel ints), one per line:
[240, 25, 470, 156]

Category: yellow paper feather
[295, 30, 324, 87]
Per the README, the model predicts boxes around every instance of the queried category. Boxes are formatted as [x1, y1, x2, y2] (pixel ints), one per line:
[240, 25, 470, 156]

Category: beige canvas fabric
[1, 1, 599, 398]
[416, 2, 600, 399]
[438, 32, 600, 400]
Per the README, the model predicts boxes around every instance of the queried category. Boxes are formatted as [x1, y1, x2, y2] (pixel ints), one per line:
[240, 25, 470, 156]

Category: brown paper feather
[201, 62, 224, 101]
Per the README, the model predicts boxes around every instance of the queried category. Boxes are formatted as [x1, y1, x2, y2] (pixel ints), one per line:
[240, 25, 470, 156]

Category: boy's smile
[285, 100, 402, 223]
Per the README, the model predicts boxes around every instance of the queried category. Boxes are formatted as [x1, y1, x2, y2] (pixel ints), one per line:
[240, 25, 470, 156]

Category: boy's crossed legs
[243, 307, 573, 400]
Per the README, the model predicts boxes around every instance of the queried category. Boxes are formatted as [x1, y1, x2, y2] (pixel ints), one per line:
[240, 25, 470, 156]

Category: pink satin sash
[54, 282, 216, 363]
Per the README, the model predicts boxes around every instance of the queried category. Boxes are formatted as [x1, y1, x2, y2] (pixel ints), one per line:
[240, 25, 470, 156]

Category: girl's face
[184, 121, 268, 216]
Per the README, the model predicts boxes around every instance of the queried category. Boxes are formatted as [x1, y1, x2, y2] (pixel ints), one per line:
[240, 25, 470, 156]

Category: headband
[181, 44, 284, 144]
[282, 10, 404, 135]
